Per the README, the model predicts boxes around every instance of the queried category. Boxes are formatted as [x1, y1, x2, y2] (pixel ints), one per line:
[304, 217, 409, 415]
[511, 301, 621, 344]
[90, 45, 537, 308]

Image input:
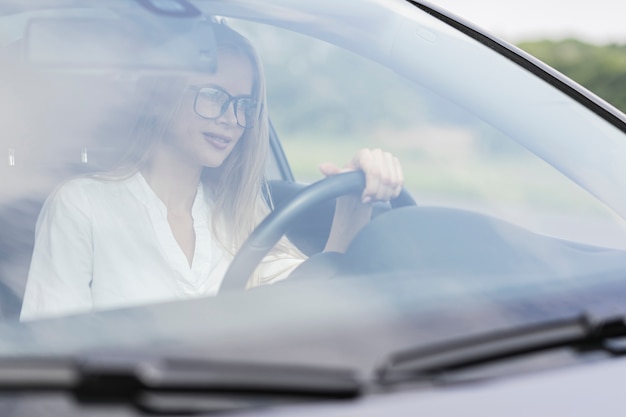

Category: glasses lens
[195, 87, 228, 119]
[194, 87, 256, 128]
[235, 98, 257, 128]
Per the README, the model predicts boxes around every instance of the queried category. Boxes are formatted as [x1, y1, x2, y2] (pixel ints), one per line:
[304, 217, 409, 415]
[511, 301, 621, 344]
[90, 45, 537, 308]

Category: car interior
[2, 3, 626, 323]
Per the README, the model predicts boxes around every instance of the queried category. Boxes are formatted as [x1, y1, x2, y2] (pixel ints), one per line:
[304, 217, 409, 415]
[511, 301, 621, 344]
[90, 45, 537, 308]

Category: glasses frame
[190, 84, 257, 129]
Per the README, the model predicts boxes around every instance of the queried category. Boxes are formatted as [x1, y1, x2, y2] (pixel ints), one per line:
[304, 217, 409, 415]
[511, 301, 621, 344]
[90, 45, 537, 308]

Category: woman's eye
[204, 94, 219, 101]
[200, 89, 224, 101]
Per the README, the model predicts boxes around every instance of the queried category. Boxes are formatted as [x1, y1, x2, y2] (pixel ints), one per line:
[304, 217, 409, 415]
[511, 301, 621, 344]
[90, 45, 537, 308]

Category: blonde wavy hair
[105, 22, 304, 287]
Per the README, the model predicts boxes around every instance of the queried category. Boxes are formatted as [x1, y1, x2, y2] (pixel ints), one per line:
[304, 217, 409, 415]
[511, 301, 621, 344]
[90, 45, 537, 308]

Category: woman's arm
[20, 182, 95, 321]
[321, 148, 404, 253]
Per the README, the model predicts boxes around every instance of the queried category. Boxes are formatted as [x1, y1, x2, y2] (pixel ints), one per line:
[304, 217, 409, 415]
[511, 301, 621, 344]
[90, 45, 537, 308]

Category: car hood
[2, 272, 626, 372]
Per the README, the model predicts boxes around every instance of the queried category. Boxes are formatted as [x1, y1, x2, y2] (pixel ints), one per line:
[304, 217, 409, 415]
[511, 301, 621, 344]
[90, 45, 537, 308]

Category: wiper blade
[0, 354, 361, 414]
[378, 314, 626, 385]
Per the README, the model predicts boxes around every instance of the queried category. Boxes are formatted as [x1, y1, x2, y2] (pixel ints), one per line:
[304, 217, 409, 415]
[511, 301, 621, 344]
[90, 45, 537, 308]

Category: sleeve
[20, 182, 94, 321]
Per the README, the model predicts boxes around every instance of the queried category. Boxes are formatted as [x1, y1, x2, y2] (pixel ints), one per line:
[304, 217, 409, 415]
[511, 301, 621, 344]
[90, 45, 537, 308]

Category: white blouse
[20, 173, 302, 321]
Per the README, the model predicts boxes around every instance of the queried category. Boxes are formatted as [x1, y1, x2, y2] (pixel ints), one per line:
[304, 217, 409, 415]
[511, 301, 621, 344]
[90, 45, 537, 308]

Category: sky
[430, 0, 625, 44]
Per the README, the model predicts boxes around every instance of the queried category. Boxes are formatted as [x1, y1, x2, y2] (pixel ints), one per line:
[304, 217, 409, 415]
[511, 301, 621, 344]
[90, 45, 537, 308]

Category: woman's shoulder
[44, 174, 135, 212]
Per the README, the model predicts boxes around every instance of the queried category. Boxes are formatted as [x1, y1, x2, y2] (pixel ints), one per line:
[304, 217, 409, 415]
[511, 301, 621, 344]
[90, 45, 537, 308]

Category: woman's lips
[202, 132, 231, 150]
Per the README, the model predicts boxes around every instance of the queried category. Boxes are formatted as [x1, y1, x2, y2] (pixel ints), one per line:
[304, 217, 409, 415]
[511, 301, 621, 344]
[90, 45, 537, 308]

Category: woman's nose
[217, 100, 238, 127]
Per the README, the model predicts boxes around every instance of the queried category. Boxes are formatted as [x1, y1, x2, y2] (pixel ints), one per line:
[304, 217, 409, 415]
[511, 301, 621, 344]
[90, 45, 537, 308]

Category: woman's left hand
[320, 148, 404, 252]
[319, 148, 404, 204]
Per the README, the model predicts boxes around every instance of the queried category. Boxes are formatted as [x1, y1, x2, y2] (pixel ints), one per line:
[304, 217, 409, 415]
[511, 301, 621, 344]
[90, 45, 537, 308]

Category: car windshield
[1, 0, 626, 400]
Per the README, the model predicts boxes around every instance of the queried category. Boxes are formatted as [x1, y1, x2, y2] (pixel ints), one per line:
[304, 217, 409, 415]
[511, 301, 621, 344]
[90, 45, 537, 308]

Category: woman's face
[166, 50, 254, 168]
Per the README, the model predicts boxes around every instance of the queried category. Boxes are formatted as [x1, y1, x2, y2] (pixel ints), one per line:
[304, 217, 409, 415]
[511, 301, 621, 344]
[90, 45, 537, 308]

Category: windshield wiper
[0, 353, 361, 414]
[378, 314, 626, 385]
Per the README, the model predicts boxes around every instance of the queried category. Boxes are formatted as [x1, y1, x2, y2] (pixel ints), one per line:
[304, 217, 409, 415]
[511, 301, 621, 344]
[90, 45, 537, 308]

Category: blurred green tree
[518, 39, 626, 113]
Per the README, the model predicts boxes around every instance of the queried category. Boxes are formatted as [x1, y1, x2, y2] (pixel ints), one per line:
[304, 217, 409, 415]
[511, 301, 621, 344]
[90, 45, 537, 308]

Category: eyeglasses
[190, 85, 257, 129]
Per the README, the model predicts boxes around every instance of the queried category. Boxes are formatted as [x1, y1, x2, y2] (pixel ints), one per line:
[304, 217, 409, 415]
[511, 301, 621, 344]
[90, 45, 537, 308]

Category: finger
[319, 162, 343, 177]
[365, 150, 398, 202]
[392, 156, 404, 198]
[384, 154, 403, 199]
[375, 151, 397, 201]
[355, 149, 381, 204]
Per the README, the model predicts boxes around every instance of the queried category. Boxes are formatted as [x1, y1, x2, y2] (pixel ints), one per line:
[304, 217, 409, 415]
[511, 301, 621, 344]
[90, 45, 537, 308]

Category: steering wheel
[218, 171, 416, 293]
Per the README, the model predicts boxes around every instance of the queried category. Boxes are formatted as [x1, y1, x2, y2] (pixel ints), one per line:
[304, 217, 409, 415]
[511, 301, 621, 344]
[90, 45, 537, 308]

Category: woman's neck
[140, 146, 202, 212]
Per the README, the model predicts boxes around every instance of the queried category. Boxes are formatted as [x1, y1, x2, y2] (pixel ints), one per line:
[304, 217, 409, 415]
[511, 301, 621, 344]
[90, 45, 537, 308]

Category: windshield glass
[1, 0, 626, 368]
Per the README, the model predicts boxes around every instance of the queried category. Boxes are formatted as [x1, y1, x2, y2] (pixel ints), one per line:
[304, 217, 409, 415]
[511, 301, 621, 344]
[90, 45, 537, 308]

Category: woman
[20, 22, 403, 321]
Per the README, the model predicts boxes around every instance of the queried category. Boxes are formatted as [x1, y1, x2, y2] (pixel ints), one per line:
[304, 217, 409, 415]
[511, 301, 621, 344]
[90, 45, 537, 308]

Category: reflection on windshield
[10, 18, 405, 321]
[237, 21, 626, 249]
[0, 1, 624, 325]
